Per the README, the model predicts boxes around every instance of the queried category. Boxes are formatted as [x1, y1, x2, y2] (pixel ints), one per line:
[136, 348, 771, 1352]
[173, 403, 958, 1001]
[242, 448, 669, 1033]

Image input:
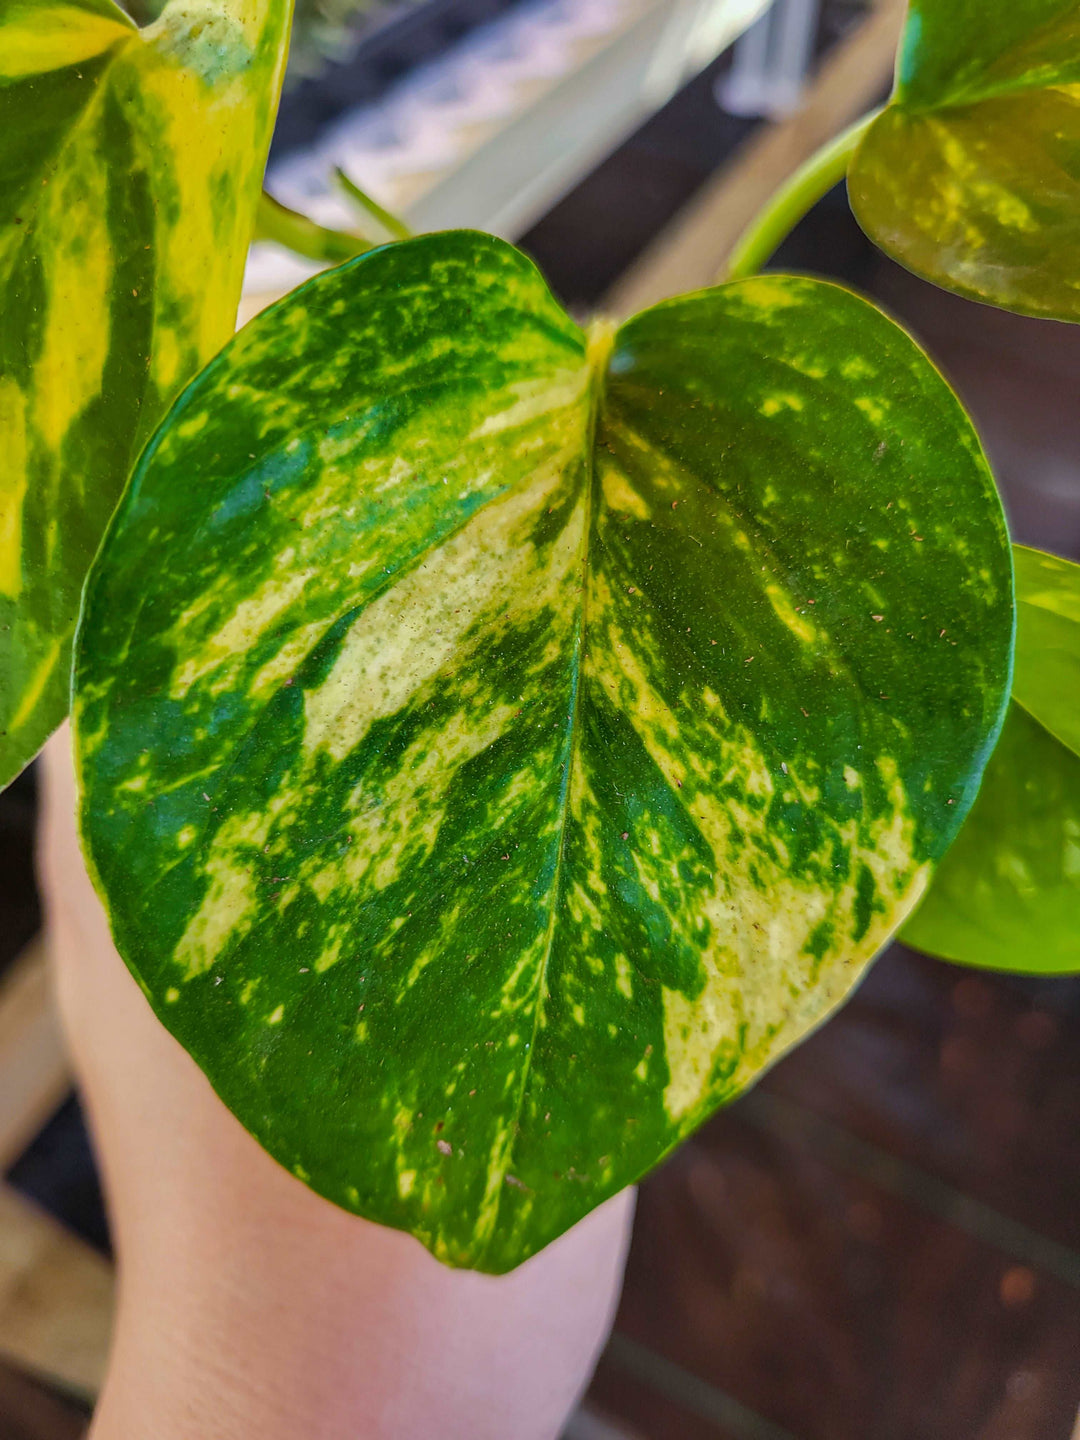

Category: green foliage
[849, 0, 1080, 320]
[0, 0, 291, 787]
[903, 547, 1080, 974]
[2, 0, 1078, 1272]
[253, 172, 411, 263]
[74, 233, 1013, 1270]
[1011, 544, 1080, 756]
[256, 190, 376, 264]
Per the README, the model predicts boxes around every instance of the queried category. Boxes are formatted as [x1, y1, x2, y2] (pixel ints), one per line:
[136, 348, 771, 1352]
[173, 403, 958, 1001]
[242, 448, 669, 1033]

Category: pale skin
[38, 732, 635, 1440]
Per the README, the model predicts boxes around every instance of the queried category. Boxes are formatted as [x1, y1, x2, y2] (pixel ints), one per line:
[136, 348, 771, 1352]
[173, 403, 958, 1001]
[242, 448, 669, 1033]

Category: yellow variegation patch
[0, 0, 291, 786]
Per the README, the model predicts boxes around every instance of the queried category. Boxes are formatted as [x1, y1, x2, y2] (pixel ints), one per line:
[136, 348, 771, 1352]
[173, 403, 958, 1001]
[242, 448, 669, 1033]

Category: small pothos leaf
[0, 0, 291, 788]
[901, 702, 1080, 975]
[848, 0, 1080, 321]
[1011, 543, 1080, 756]
[74, 233, 1013, 1272]
[903, 545, 1080, 974]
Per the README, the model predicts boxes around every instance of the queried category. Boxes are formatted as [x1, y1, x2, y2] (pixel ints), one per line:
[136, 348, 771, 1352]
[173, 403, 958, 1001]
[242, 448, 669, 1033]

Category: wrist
[96, 1175, 633, 1440]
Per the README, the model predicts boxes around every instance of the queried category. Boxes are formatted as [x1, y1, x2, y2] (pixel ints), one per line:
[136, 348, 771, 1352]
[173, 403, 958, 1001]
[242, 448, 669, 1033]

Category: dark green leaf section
[0, 0, 291, 788]
[75, 236, 1013, 1271]
[849, 0, 1080, 320]
[903, 545, 1080, 975]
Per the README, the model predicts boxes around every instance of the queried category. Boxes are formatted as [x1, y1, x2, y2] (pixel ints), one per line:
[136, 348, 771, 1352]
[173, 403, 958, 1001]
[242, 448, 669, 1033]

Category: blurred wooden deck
[587, 946, 1080, 1439]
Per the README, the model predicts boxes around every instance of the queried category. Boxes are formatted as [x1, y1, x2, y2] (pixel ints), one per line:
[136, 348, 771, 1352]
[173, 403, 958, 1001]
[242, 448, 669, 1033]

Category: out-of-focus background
[2, 1, 1080, 1435]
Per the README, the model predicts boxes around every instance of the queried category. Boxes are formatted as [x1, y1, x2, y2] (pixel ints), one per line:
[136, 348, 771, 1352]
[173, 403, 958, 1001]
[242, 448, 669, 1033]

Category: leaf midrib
[486, 320, 616, 1253]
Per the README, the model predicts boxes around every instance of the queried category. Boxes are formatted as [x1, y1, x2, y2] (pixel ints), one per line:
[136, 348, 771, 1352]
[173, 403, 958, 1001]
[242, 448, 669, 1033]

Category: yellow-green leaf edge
[0, 0, 292, 786]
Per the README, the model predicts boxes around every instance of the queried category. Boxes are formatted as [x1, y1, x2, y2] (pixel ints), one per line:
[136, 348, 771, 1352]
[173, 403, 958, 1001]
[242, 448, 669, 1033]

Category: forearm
[39, 734, 633, 1440]
[95, 1176, 633, 1440]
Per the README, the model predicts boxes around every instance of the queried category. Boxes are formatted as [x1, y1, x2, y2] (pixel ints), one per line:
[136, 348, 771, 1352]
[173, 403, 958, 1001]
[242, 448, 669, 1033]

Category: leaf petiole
[334, 168, 414, 241]
[255, 191, 377, 265]
[724, 108, 881, 281]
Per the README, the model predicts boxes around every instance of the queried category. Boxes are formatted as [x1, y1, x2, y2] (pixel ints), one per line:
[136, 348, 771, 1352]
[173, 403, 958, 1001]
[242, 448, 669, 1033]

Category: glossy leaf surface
[75, 234, 1013, 1271]
[0, 0, 291, 787]
[904, 546, 1080, 974]
[848, 0, 1080, 320]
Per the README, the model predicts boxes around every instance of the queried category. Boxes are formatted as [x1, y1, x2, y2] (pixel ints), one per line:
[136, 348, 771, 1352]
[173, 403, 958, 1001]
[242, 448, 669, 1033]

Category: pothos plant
[2, 0, 1079, 1273]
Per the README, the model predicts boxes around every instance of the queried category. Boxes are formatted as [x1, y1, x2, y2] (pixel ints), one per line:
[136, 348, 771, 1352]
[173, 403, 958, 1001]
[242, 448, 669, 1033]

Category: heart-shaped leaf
[903, 546, 1080, 974]
[0, 0, 291, 788]
[74, 233, 1013, 1271]
[848, 0, 1080, 320]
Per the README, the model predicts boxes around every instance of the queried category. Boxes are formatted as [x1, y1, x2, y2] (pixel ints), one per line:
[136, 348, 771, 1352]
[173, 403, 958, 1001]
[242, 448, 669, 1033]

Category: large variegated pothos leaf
[848, 0, 1080, 320]
[0, 0, 291, 788]
[74, 233, 1013, 1271]
[904, 546, 1080, 974]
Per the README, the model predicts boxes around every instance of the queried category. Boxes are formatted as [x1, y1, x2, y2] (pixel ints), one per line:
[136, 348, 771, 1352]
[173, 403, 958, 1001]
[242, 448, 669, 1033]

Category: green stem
[334, 168, 413, 241]
[724, 108, 881, 281]
[255, 192, 376, 266]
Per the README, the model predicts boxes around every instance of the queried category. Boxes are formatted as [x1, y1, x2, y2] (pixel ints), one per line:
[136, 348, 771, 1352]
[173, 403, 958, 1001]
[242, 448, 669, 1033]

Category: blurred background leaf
[902, 546, 1080, 976]
[122, 0, 397, 81]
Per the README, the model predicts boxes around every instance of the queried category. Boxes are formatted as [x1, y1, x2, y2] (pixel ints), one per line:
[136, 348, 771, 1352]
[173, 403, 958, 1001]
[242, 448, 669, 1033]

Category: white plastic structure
[245, 0, 770, 300]
[715, 0, 819, 117]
